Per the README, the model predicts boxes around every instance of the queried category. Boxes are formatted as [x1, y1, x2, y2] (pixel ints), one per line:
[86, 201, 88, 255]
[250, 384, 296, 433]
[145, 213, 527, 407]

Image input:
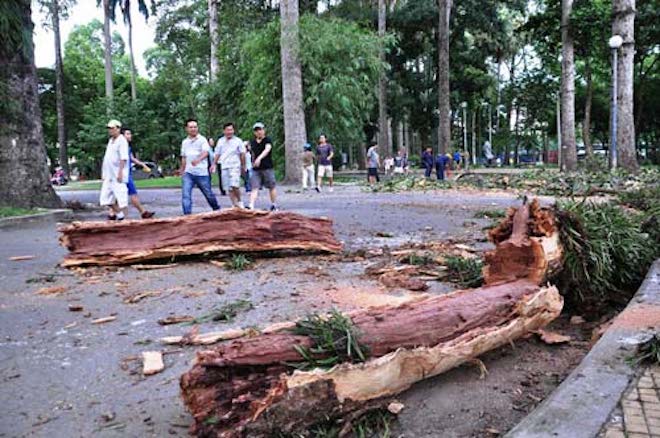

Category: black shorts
[368, 168, 379, 177]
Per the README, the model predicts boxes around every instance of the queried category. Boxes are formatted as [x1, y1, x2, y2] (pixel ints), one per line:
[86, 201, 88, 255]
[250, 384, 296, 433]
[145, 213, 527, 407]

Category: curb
[0, 209, 73, 228]
[506, 259, 660, 438]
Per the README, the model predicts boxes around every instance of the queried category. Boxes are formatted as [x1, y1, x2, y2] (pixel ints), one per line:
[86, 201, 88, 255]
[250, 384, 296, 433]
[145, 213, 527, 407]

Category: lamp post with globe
[609, 34, 623, 170]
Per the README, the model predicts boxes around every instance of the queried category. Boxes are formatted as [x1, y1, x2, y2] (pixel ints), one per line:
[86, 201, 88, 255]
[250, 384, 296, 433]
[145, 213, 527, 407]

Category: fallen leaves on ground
[536, 329, 572, 344]
[36, 285, 67, 295]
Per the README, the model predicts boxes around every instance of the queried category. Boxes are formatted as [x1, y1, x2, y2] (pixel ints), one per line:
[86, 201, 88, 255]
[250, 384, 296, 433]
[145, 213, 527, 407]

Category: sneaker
[328, 187, 334, 193]
[315, 187, 321, 193]
[116, 212, 125, 221]
[141, 211, 155, 219]
[107, 215, 117, 221]
[238, 202, 245, 209]
[270, 205, 278, 212]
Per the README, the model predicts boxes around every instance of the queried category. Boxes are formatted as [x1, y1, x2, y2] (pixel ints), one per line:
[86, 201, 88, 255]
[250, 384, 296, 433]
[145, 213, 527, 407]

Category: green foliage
[554, 201, 658, 310]
[186, 299, 253, 325]
[0, 206, 44, 218]
[444, 256, 484, 288]
[291, 309, 368, 370]
[277, 408, 394, 438]
[473, 209, 506, 219]
[627, 334, 660, 366]
[227, 254, 252, 271]
[406, 252, 435, 266]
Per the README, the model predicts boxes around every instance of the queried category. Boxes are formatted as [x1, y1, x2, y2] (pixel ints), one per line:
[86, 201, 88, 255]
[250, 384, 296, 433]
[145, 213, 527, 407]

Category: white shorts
[393, 167, 404, 174]
[318, 164, 333, 178]
[100, 179, 128, 208]
[221, 167, 242, 191]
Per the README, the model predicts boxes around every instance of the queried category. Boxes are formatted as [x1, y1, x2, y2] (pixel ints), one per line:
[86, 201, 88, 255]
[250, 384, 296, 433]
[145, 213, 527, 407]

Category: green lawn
[60, 175, 192, 191]
[0, 207, 45, 218]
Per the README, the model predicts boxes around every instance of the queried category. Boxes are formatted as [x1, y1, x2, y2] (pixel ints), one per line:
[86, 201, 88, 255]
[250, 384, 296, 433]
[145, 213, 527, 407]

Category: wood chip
[9, 255, 35, 261]
[37, 286, 67, 295]
[387, 401, 405, 414]
[209, 260, 226, 268]
[158, 315, 194, 326]
[68, 304, 83, 312]
[536, 329, 572, 344]
[142, 351, 164, 375]
[569, 315, 585, 325]
[161, 328, 246, 345]
[132, 264, 178, 270]
[123, 291, 161, 304]
[91, 316, 117, 324]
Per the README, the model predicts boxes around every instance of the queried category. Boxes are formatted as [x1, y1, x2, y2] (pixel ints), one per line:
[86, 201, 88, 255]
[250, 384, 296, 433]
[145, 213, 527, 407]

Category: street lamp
[609, 34, 623, 170]
[482, 101, 492, 146]
[461, 101, 468, 167]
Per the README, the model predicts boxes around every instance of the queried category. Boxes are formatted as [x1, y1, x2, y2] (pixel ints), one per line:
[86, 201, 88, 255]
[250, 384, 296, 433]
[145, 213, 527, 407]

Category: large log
[57, 209, 342, 267]
[180, 199, 565, 437]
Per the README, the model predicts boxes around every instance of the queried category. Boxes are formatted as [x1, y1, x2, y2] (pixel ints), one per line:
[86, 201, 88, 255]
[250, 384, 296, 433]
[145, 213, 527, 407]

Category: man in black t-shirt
[248, 122, 278, 211]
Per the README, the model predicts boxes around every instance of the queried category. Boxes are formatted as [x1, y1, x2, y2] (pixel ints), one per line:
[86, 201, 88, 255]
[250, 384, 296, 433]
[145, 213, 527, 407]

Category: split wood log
[57, 209, 342, 267]
[181, 281, 562, 437]
[179, 199, 565, 437]
[484, 198, 562, 285]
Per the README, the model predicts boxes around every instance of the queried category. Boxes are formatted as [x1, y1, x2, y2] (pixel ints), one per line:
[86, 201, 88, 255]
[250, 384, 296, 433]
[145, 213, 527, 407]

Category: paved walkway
[602, 365, 660, 437]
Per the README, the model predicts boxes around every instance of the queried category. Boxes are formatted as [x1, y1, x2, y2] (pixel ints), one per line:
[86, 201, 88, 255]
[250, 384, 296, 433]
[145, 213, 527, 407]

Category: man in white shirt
[178, 118, 220, 215]
[99, 119, 129, 220]
[213, 122, 246, 208]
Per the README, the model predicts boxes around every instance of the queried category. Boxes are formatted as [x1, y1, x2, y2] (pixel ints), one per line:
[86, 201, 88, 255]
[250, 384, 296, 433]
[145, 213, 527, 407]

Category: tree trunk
[436, 0, 451, 155]
[180, 200, 563, 437]
[582, 62, 593, 157]
[51, 0, 68, 177]
[377, 0, 390, 157]
[613, 0, 638, 172]
[279, 0, 306, 183]
[127, 11, 137, 101]
[496, 53, 502, 131]
[0, 0, 61, 208]
[560, 0, 577, 171]
[208, 0, 219, 81]
[58, 209, 341, 267]
[102, 0, 114, 101]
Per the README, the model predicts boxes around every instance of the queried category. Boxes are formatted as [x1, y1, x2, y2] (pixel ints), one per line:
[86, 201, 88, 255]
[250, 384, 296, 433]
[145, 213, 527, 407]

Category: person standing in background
[301, 143, 317, 192]
[366, 143, 380, 185]
[122, 128, 155, 219]
[244, 141, 253, 194]
[422, 147, 434, 178]
[316, 134, 334, 192]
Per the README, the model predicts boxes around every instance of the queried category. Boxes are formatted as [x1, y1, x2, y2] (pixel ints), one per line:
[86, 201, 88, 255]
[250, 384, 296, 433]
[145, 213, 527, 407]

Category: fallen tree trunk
[179, 199, 565, 437]
[58, 209, 341, 267]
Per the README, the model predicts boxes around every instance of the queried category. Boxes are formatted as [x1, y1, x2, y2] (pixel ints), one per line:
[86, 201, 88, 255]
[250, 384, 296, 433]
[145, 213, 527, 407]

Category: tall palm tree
[0, 0, 62, 208]
[377, 0, 389, 157]
[208, 0, 219, 81]
[100, 0, 113, 101]
[560, 0, 577, 171]
[437, 0, 451, 155]
[111, 0, 151, 101]
[280, 0, 306, 183]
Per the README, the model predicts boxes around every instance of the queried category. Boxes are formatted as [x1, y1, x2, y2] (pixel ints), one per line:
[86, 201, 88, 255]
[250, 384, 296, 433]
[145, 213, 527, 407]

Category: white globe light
[609, 35, 623, 49]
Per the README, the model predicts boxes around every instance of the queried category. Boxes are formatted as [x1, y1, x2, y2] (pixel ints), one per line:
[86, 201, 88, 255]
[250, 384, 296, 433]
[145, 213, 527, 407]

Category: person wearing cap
[213, 122, 246, 208]
[301, 143, 317, 192]
[316, 134, 334, 192]
[100, 120, 130, 220]
[248, 122, 278, 211]
[178, 118, 220, 215]
[122, 128, 155, 219]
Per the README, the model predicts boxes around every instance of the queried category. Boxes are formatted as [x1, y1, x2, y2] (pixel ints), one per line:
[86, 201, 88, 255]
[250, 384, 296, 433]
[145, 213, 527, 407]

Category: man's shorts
[126, 178, 138, 196]
[318, 164, 333, 178]
[100, 180, 129, 209]
[221, 167, 242, 192]
[250, 168, 276, 190]
[368, 168, 379, 177]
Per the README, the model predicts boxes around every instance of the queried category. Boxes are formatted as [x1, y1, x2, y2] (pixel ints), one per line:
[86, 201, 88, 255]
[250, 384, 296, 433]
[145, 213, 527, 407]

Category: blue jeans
[435, 163, 445, 180]
[182, 172, 220, 215]
[244, 169, 252, 193]
[424, 164, 433, 178]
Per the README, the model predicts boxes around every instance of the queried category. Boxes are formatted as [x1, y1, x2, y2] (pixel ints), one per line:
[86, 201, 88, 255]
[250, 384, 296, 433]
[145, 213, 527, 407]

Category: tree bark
[613, 0, 638, 172]
[436, 0, 451, 155]
[58, 209, 340, 266]
[51, 0, 68, 177]
[0, 0, 62, 208]
[279, 0, 306, 183]
[180, 200, 564, 437]
[377, 0, 390, 157]
[560, 0, 577, 171]
[208, 0, 219, 81]
[582, 62, 593, 157]
[126, 8, 137, 101]
[102, 0, 114, 102]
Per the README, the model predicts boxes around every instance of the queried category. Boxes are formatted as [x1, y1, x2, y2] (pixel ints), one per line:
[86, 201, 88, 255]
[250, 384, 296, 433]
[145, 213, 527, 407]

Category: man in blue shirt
[422, 147, 434, 178]
[436, 152, 450, 180]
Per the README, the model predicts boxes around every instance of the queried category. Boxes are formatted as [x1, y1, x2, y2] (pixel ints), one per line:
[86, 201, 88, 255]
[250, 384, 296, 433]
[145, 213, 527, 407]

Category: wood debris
[9, 255, 35, 261]
[91, 316, 117, 324]
[123, 290, 161, 304]
[536, 329, 572, 344]
[36, 285, 67, 295]
[158, 316, 194, 326]
[132, 264, 178, 270]
[142, 351, 165, 375]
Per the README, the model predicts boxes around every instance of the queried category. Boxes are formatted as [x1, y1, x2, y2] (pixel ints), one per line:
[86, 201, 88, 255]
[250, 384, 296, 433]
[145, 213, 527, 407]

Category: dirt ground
[0, 185, 592, 437]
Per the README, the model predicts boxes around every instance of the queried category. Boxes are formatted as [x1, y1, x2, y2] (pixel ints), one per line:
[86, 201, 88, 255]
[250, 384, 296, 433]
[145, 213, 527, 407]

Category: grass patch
[0, 206, 44, 218]
[406, 252, 435, 266]
[553, 201, 658, 311]
[472, 208, 506, 219]
[185, 299, 253, 325]
[627, 334, 660, 366]
[444, 256, 483, 288]
[277, 408, 394, 438]
[290, 309, 368, 370]
[226, 254, 252, 271]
